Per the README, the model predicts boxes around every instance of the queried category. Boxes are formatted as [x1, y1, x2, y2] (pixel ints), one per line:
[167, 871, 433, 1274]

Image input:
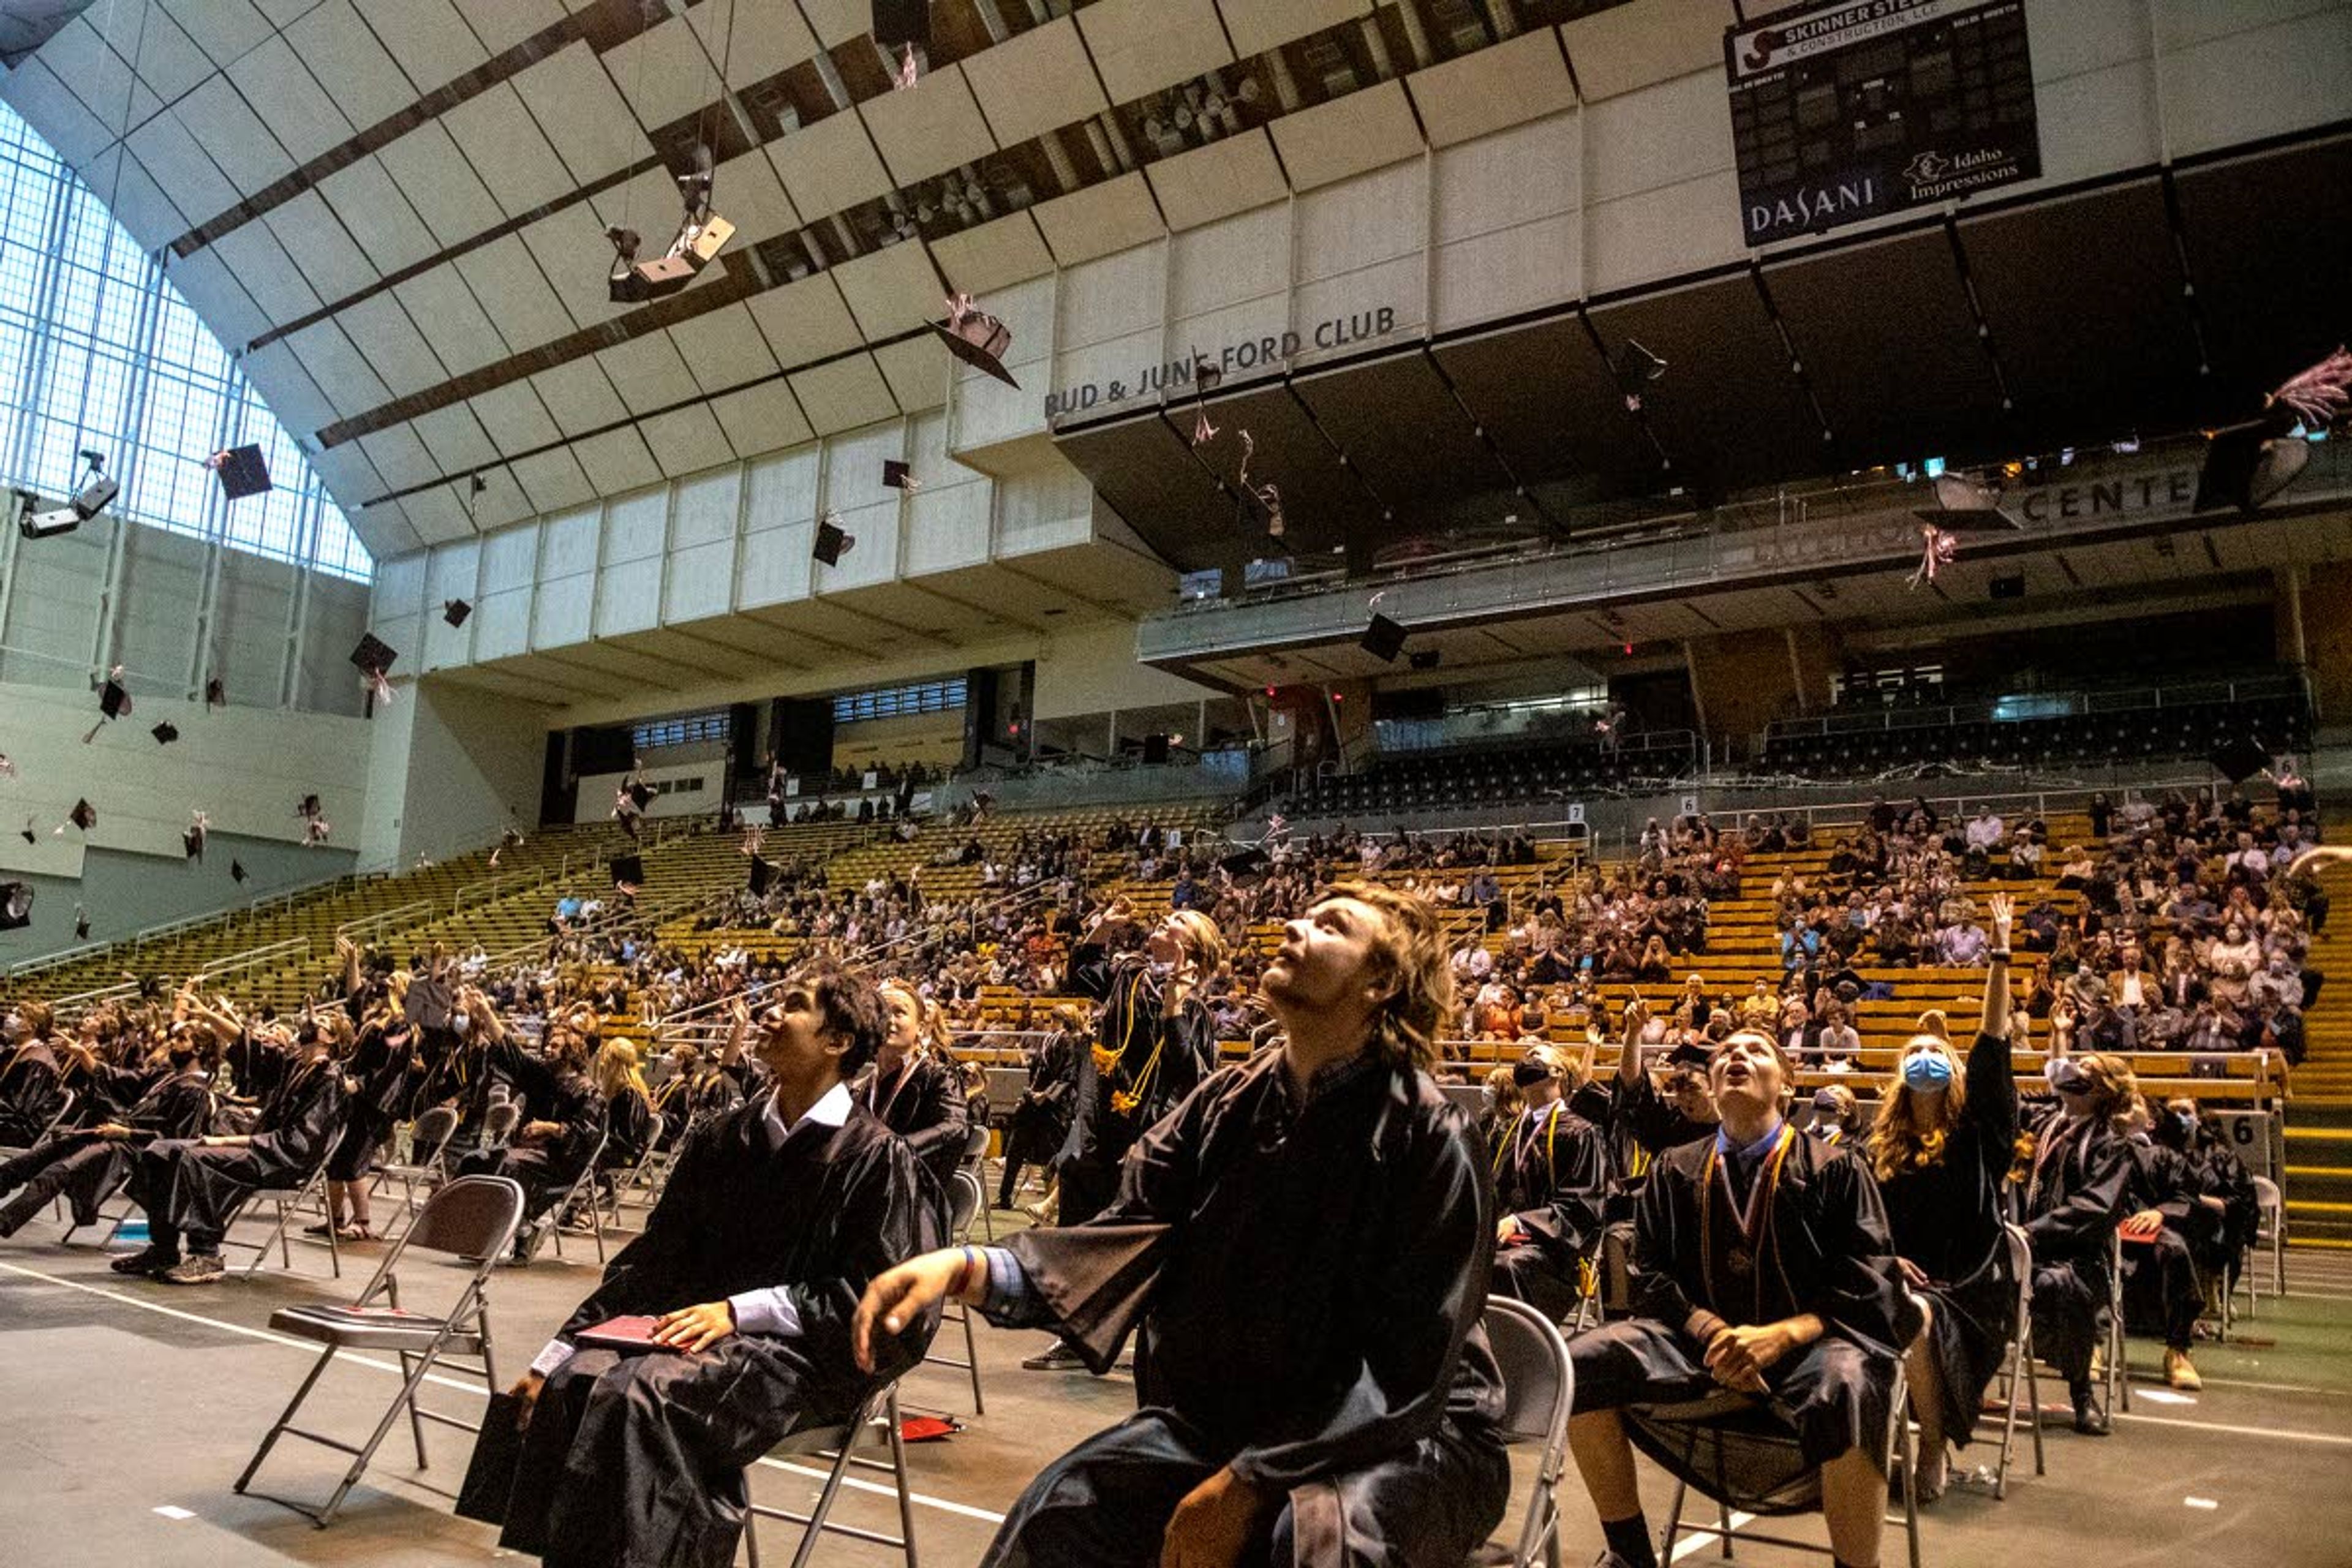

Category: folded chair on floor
[233, 1174, 525, 1527]
[741, 1380, 919, 1568]
[1471, 1295, 1576, 1568]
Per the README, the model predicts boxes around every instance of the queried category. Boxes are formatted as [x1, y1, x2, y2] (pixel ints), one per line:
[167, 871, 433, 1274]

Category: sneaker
[110, 1248, 177, 1276]
[1020, 1342, 1088, 1371]
[158, 1253, 227, 1286]
[2163, 1348, 2202, 1391]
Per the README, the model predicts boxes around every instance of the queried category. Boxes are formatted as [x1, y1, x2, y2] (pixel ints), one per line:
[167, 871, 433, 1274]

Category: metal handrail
[337, 899, 433, 943]
[452, 864, 548, 915]
[2, 937, 114, 980]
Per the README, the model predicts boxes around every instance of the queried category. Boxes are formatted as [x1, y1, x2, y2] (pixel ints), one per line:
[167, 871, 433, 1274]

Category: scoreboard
[1726, 0, 2041, 246]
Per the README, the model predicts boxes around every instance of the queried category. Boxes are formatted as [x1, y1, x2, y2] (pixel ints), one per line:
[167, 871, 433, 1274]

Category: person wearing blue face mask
[1864, 893, 2022, 1495]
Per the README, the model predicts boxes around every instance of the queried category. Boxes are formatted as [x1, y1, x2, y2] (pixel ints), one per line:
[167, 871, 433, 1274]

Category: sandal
[333, 1223, 376, 1242]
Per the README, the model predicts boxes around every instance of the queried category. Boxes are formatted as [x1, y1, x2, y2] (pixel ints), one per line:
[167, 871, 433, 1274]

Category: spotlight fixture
[15, 450, 118, 539]
[606, 226, 648, 303]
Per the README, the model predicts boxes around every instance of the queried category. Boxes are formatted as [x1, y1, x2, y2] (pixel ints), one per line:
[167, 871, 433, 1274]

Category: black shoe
[1021, 1342, 1087, 1371]
[110, 1248, 177, 1276]
[2070, 1382, 2111, 1436]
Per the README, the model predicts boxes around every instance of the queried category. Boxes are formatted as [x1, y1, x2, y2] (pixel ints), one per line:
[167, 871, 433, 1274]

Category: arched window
[0, 101, 369, 580]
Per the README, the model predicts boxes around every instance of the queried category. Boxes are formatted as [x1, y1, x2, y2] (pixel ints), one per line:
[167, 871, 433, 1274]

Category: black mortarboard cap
[2196, 413, 2310, 514]
[205, 677, 226, 708]
[1218, 845, 1270, 878]
[813, 517, 853, 567]
[926, 306, 1020, 388]
[350, 632, 398, 676]
[443, 598, 472, 628]
[230, 859, 247, 883]
[151, 722, 179, 745]
[74, 908, 88, 940]
[18, 819, 33, 844]
[1914, 472, 2022, 532]
[298, 793, 322, 818]
[883, 459, 914, 491]
[68, 799, 95, 831]
[1611, 338, 1667, 402]
[611, 853, 645, 888]
[211, 444, 272, 500]
[182, 826, 203, 860]
[0, 881, 30, 930]
[98, 677, 131, 720]
[2210, 735, 2269, 785]
[626, 781, 655, 810]
[1360, 612, 1406, 663]
[747, 854, 774, 895]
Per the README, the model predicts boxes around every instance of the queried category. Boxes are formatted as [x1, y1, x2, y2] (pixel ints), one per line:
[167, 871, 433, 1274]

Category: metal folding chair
[225, 1160, 342, 1280]
[372, 1106, 461, 1230]
[532, 1133, 608, 1264]
[2105, 1228, 2130, 1414]
[232, 1175, 525, 1526]
[2242, 1175, 2286, 1317]
[600, 1126, 669, 1231]
[1982, 1223, 2045, 1498]
[1472, 1295, 1575, 1568]
[741, 1381, 918, 1568]
[913, 1169, 987, 1415]
[960, 1123, 993, 1242]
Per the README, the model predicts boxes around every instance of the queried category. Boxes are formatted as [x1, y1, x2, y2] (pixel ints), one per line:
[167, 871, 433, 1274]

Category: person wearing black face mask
[2158, 1096, 2258, 1294]
[2117, 1095, 2226, 1390]
[2020, 1046, 2135, 1433]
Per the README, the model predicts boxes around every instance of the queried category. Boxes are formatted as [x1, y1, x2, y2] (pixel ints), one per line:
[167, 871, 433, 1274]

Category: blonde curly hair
[1315, 883, 1453, 1074]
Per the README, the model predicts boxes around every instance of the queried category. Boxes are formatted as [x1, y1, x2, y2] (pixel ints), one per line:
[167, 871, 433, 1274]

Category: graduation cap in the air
[1360, 612, 1406, 663]
[2210, 735, 2270, 785]
[66, 799, 95, 832]
[1611, 339, 1667, 412]
[1218, 844, 1271, 878]
[443, 598, 472, 628]
[813, 514, 853, 567]
[611, 853, 644, 890]
[925, 293, 1020, 388]
[19, 816, 34, 845]
[208, 444, 272, 500]
[351, 633, 398, 677]
[151, 721, 179, 745]
[883, 459, 918, 492]
[230, 859, 248, 884]
[183, 821, 206, 861]
[747, 854, 774, 896]
[0, 881, 30, 931]
[298, 793, 323, 820]
[205, 677, 227, 708]
[83, 669, 133, 741]
[1912, 472, 2022, 532]
[625, 780, 655, 810]
[73, 905, 89, 940]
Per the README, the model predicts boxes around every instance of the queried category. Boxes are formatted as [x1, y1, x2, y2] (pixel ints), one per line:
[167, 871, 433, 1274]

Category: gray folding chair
[373, 1106, 461, 1229]
[741, 1381, 918, 1568]
[913, 1169, 987, 1415]
[533, 1133, 609, 1264]
[960, 1122, 993, 1242]
[233, 1175, 525, 1526]
[1471, 1295, 1575, 1568]
[1985, 1223, 2045, 1498]
[601, 1125, 669, 1231]
[2241, 1174, 2286, 1317]
[230, 1160, 342, 1280]
[2105, 1227, 2130, 1414]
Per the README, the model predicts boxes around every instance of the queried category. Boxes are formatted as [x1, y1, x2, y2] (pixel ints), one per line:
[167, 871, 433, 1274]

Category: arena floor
[1, 1208, 2348, 1568]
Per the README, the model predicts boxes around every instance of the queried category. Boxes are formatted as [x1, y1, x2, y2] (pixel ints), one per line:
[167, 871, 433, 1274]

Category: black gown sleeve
[1512, 1110, 1608, 1259]
[1226, 1104, 1494, 1491]
[769, 1136, 946, 1383]
[885, 1057, 969, 1176]
[2026, 1129, 2132, 1253]
[1962, 1029, 2018, 1168]
[560, 1120, 716, 1337]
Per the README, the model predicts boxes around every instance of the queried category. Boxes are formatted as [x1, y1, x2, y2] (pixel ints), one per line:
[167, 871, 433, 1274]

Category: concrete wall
[360, 679, 548, 870]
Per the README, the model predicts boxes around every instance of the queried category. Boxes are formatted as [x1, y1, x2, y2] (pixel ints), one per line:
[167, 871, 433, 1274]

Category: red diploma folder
[573, 1315, 682, 1353]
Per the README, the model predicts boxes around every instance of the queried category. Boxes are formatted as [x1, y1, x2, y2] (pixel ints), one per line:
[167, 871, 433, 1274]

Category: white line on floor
[0, 1259, 1008, 1525]
[2190, 1376, 2342, 1395]
[2113, 1412, 2352, 1447]
[1668, 1510, 1758, 1561]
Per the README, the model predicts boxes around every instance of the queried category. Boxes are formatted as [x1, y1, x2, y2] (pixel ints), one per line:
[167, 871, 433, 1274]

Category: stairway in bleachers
[2287, 854, 2352, 1244]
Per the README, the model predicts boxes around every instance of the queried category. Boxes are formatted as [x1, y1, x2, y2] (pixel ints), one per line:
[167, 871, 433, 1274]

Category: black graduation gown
[458, 1042, 605, 1224]
[1575, 1129, 1909, 1488]
[2119, 1137, 2211, 1348]
[1060, 947, 1218, 1225]
[327, 1023, 416, 1182]
[0, 1068, 211, 1232]
[854, 1050, 968, 1198]
[598, 1088, 655, 1173]
[132, 1053, 346, 1246]
[1004, 1030, 1077, 1172]
[1490, 1102, 1608, 1322]
[475, 1095, 941, 1568]
[980, 1049, 1511, 1568]
[2021, 1109, 2132, 1386]
[0, 1041, 67, 1145]
[1874, 1031, 2019, 1446]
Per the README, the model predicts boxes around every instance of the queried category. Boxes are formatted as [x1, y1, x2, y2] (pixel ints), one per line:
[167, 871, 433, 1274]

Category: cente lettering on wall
[1045, 307, 1400, 420]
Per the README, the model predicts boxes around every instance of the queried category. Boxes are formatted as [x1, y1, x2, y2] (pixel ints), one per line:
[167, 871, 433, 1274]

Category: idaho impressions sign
[1725, 0, 2041, 245]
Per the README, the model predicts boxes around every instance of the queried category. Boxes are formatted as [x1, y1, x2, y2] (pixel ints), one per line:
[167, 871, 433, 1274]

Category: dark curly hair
[799, 958, 890, 1077]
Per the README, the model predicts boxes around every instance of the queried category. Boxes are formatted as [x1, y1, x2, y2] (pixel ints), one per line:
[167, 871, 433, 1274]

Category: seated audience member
[0, 1025, 217, 1237]
[113, 1016, 349, 1284]
[852, 886, 1511, 1567]
[1561, 1028, 1907, 1568]
[2116, 1094, 2223, 1391]
[456, 1000, 608, 1257]
[860, 980, 970, 1197]
[2021, 1049, 2136, 1433]
[480, 962, 940, 1568]
[1867, 895, 2019, 1499]
[1491, 1042, 1608, 1321]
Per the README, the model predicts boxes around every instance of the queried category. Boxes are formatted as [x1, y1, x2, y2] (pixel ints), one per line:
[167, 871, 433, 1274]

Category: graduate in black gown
[0, 1001, 70, 1145]
[854, 884, 1511, 1568]
[998, 1006, 1079, 1209]
[2019, 1047, 2135, 1434]
[1563, 1028, 1907, 1568]
[1028, 902, 1224, 1372]
[1490, 1042, 1608, 1322]
[116, 1021, 347, 1284]
[478, 965, 941, 1568]
[2115, 1093, 2221, 1392]
[1863, 893, 2019, 1499]
[589, 1040, 658, 1188]
[0, 1026, 216, 1236]
[862, 979, 970, 1197]
[456, 998, 607, 1257]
